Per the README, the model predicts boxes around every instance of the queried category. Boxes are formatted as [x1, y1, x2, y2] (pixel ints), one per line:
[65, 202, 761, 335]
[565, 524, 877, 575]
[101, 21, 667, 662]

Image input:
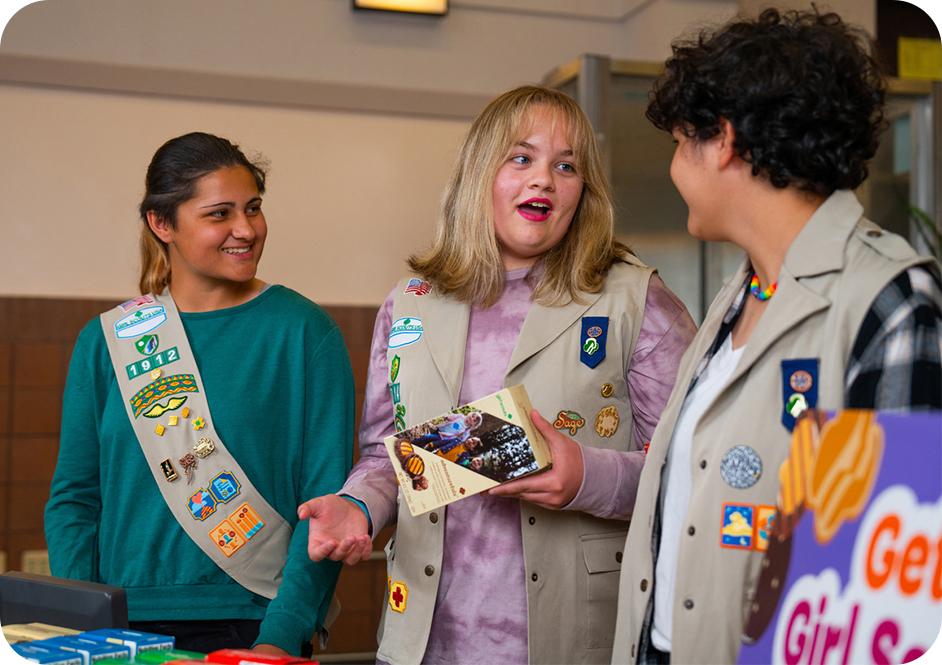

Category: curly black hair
[647, 8, 886, 197]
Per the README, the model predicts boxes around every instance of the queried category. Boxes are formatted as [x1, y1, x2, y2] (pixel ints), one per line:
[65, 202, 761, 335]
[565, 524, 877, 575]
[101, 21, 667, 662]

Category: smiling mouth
[222, 247, 251, 255]
[517, 199, 553, 221]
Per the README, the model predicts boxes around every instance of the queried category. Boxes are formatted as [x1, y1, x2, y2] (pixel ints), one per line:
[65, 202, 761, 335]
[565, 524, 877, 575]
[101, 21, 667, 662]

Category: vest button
[640, 579, 648, 592]
[688, 526, 695, 536]
[429, 512, 439, 524]
[699, 459, 707, 470]
[531, 573, 539, 582]
[424, 565, 435, 576]
[867, 229, 883, 238]
[615, 551, 623, 563]
[528, 516, 536, 525]
[684, 598, 694, 610]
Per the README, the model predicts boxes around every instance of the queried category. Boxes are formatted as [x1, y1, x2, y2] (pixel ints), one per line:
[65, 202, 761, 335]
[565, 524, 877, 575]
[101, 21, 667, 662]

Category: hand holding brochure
[384, 385, 552, 516]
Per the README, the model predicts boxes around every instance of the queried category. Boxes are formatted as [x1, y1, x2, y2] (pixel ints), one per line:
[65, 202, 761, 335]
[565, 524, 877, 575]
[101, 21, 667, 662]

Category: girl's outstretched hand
[298, 494, 372, 565]
[487, 409, 585, 509]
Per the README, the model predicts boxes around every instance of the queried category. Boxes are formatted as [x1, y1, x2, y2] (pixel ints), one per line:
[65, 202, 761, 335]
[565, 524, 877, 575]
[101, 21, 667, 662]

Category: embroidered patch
[390, 383, 401, 404]
[160, 459, 177, 481]
[193, 437, 215, 458]
[394, 403, 407, 432]
[600, 383, 615, 398]
[720, 445, 763, 489]
[114, 306, 167, 339]
[595, 405, 620, 438]
[785, 393, 808, 419]
[720, 503, 755, 549]
[188, 489, 217, 521]
[230, 502, 265, 539]
[389, 580, 408, 613]
[209, 471, 241, 503]
[125, 346, 180, 381]
[210, 519, 246, 557]
[404, 278, 431, 296]
[390, 355, 401, 382]
[119, 295, 156, 313]
[389, 317, 424, 349]
[755, 505, 776, 552]
[135, 334, 159, 356]
[781, 359, 819, 432]
[553, 410, 585, 435]
[789, 370, 813, 393]
[580, 317, 609, 369]
[131, 375, 197, 418]
[141, 395, 188, 419]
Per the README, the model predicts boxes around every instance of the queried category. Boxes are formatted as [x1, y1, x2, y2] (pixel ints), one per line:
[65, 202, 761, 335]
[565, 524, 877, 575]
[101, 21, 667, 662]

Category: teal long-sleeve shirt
[44, 286, 354, 654]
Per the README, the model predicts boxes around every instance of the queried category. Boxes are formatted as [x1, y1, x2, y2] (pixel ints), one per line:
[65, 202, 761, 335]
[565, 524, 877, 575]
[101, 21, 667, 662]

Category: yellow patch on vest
[389, 580, 408, 613]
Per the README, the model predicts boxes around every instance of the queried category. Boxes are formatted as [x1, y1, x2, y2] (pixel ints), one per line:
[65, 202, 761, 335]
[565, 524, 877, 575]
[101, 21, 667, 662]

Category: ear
[714, 118, 737, 170]
[146, 210, 174, 244]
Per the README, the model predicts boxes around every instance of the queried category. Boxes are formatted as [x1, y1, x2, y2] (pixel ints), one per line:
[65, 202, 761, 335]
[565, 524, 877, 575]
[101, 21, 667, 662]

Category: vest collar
[411, 281, 606, 404]
[783, 189, 863, 278]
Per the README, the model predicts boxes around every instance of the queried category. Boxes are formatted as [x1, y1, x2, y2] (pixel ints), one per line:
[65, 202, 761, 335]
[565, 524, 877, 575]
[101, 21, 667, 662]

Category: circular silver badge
[720, 445, 763, 489]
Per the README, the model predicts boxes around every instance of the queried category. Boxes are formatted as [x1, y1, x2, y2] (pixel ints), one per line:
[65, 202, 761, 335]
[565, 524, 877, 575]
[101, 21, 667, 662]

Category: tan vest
[377, 258, 654, 665]
[612, 191, 933, 664]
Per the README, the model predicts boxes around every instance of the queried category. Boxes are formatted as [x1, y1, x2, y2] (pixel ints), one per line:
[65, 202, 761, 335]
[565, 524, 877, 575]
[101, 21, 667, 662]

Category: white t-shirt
[651, 334, 744, 652]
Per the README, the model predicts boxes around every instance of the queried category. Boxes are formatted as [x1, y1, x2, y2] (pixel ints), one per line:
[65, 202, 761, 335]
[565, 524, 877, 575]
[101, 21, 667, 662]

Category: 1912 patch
[720, 503, 755, 549]
[720, 445, 763, 489]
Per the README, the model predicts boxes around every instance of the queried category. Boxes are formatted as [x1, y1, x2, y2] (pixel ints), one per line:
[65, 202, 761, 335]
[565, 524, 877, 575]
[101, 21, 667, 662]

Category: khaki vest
[378, 258, 653, 665]
[611, 191, 932, 664]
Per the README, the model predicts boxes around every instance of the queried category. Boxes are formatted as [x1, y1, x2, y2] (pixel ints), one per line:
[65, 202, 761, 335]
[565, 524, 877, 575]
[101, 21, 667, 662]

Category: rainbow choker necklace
[749, 273, 777, 301]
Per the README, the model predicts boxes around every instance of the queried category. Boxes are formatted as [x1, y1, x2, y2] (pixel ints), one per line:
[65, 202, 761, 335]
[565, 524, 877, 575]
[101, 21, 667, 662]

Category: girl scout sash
[100, 292, 291, 599]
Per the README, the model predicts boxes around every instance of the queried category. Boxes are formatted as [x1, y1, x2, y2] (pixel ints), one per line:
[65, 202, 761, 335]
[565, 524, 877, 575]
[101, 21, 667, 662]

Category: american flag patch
[404, 278, 431, 296]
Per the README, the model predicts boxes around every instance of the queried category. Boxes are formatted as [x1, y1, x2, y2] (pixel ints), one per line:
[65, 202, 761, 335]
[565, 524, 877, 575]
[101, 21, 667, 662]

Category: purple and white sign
[738, 411, 941, 665]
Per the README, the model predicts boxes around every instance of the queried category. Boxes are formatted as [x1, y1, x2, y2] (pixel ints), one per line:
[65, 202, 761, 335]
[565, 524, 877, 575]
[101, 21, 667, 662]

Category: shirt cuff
[562, 444, 622, 516]
[338, 493, 373, 535]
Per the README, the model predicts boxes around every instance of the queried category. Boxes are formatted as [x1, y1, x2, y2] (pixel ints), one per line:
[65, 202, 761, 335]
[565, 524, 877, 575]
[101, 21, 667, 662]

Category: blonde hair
[139, 229, 172, 295]
[409, 85, 630, 306]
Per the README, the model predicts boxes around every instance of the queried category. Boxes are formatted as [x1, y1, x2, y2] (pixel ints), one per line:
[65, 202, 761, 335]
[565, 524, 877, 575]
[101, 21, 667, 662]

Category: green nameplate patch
[125, 346, 181, 380]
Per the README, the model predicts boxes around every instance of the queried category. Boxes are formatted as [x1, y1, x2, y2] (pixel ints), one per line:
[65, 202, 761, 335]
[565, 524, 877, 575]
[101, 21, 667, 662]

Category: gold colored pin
[168, 415, 178, 426]
[601, 383, 615, 398]
[155, 424, 166, 436]
[150, 368, 162, 380]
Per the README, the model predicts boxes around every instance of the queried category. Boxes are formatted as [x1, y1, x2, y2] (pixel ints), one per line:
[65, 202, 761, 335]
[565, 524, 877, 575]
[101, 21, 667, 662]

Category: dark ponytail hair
[137, 132, 267, 294]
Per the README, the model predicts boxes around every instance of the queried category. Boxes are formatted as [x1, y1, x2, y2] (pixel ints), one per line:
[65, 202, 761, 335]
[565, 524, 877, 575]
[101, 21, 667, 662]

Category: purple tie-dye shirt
[342, 268, 695, 664]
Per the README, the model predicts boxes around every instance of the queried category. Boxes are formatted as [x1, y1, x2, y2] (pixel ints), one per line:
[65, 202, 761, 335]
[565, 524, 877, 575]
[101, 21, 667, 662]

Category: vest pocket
[581, 531, 627, 649]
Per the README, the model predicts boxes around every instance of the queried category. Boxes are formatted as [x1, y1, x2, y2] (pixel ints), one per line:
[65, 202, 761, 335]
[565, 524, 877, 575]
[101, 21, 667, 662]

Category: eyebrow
[516, 141, 574, 157]
[198, 196, 262, 209]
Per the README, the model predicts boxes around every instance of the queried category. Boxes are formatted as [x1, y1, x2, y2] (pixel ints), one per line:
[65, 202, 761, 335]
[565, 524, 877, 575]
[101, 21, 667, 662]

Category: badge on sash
[580, 317, 609, 369]
[781, 359, 819, 432]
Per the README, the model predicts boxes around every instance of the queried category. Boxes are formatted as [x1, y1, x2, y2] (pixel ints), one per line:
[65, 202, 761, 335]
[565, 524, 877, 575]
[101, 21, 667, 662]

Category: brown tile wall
[0, 295, 385, 656]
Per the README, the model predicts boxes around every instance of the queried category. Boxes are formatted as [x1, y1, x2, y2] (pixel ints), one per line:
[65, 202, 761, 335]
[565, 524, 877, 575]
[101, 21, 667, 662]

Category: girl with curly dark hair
[613, 8, 941, 664]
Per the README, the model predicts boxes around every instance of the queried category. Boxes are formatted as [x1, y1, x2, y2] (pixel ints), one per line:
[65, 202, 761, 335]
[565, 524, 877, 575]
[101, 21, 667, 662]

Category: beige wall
[0, 83, 465, 305]
[1, 0, 741, 305]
